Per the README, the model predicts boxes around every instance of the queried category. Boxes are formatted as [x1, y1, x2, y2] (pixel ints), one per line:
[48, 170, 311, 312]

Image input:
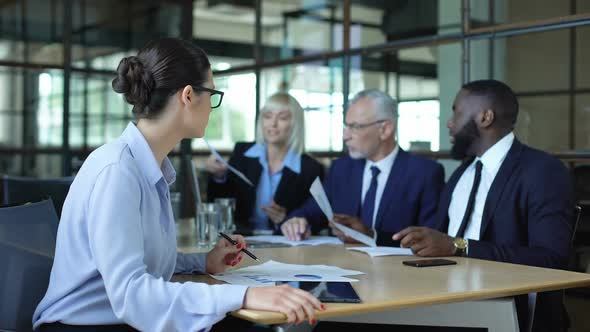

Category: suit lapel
[479, 139, 523, 238]
[349, 158, 365, 217]
[374, 149, 409, 229]
[242, 157, 262, 216]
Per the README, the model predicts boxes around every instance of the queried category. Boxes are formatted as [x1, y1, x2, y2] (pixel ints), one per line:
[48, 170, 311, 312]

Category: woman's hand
[205, 155, 228, 179]
[262, 200, 287, 224]
[243, 284, 325, 325]
[205, 234, 246, 274]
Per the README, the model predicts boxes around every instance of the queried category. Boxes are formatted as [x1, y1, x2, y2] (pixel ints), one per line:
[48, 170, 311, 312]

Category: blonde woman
[207, 93, 324, 234]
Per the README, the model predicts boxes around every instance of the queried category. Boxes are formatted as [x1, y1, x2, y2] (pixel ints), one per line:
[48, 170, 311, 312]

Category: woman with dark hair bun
[33, 38, 322, 332]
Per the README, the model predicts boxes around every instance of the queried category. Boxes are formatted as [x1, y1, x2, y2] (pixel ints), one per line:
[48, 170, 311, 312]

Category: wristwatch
[453, 237, 468, 257]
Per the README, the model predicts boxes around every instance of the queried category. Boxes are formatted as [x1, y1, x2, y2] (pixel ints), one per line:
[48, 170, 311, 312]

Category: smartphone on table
[402, 259, 457, 267]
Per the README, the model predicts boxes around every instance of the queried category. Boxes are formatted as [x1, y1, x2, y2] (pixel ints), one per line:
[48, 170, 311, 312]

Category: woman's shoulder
[300, 153, 324, 172]
[233, 141, 257, 154]
[84, 140, 131, 171]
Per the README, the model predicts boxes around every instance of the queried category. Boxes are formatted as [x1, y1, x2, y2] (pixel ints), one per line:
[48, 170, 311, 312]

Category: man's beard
[348, 149, 366, 159]
[450, 119, 479, 160]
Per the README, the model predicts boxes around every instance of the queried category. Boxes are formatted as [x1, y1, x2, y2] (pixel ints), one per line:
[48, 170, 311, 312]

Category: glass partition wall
[1, 0, 590, 215]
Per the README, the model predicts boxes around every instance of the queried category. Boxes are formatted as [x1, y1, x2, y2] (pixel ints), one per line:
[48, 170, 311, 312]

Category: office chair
[0, 198, 59, 258]
[0, 242, 54, 332]
[0, 199, 59, 332]
[1, 175, 74, 218]
[527, 205, 582, 332]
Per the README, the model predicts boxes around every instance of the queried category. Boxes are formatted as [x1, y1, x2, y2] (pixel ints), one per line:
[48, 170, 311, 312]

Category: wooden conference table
[174, 245, 590, 332]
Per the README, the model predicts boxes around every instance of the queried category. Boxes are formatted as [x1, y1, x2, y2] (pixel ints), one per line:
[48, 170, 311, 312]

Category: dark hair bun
[112, 56, 155, 109]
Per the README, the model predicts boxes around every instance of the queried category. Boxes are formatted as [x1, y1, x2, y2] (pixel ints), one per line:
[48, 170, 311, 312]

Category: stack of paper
[246, 235, 343, 247]
[212, 260, 365, 286]
[347, 246, 413, 257]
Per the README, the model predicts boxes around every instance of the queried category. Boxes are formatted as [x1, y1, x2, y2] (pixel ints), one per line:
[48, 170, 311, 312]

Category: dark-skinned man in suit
[393, 80, 574, 332]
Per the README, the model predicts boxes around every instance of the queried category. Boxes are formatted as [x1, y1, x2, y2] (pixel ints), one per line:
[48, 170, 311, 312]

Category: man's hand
[330, 214, 373, 244]
[262, 201, 287, 225]
[281, 217, 310, 241]
[392, 226, 455, 256]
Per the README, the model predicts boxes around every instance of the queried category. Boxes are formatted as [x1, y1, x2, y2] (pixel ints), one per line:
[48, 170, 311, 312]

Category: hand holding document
[309, 178, 376, 247]
[347, 246, 413, 257]
[204, 139, 254, 187]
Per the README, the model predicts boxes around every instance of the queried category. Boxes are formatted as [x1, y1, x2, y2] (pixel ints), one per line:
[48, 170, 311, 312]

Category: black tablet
[277, 281, 362, 303]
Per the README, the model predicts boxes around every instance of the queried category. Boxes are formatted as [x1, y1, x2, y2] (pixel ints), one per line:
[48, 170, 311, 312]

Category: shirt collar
[120, 122, 176, 186]
[366, 145, 399, 173]
[477, 132, 515, 176]
[245, 143, 301, 174]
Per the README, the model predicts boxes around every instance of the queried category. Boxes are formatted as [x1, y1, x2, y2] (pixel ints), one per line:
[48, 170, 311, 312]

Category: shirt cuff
[175, 252, 208, 273]
[210, 284, 249, 314]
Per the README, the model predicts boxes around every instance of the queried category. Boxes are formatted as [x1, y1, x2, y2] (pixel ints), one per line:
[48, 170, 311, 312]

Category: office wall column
[62, 0, 72, 176]
[179, 0, 194, 218]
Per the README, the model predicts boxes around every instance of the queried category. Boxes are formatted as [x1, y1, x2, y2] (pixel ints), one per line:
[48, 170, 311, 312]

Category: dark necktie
[455, 160, 483, 237]
[361, 166, 381, 228]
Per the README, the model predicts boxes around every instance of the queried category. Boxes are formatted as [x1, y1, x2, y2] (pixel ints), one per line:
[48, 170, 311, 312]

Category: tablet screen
[277, 281, 361, 303]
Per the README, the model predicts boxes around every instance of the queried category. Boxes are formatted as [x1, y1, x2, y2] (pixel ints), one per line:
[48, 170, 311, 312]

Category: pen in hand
[218, 232, 260, 262]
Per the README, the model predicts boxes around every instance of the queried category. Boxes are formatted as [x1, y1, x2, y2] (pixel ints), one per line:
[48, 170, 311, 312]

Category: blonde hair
[255, 92, 305, 153]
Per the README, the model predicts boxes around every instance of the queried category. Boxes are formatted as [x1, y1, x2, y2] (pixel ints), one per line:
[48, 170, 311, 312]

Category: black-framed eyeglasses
[192, 86, 224, 109]
[343, 119, 388, 132]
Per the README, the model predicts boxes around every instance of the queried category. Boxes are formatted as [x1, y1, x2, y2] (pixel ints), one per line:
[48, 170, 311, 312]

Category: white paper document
[309, 177, 377, 247]
[204, 139, 254, 187]
[309, 178, 334, 221]
[246, 235, 343, 247]
[211, 260, 365, 286]
[347, 246, 414, 257]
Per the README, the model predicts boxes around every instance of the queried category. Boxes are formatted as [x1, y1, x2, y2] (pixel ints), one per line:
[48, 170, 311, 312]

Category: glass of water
[215, 198, 236, 234]
[195, 203, 220, 247]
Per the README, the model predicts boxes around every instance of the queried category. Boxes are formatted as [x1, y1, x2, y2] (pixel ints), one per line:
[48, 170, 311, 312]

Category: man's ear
[380, 120, 395, 140]
[479, 109, 495, 128]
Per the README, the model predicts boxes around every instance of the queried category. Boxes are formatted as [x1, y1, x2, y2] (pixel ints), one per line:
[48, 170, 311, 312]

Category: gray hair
[255, 92, 305, 153]
[349, 89, 398, 125]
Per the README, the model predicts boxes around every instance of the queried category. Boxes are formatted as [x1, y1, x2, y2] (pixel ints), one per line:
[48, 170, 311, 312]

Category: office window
[196, 71, 257, 151]
[194, 1, 255, 67]
[38, 71, 64, 147]
[289, 88, 343, 152]
[261, 0, 343, 62]
[397, 100, 440, 151]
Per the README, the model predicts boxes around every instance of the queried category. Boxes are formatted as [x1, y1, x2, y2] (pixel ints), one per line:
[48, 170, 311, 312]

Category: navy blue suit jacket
[435, 139, 574, 332]
[287, 148, 444, 245]
[436, 139, 574, 268]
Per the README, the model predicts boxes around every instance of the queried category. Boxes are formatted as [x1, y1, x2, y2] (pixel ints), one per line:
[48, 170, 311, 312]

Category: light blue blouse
[33, 123, 247, 332]
[244, 143, 300, 230]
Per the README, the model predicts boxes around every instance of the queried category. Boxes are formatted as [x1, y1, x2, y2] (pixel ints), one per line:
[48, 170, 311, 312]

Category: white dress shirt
[361, 145, 399, 229]
[448, 132, 515, 240]
[33, 123, 247, 332]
